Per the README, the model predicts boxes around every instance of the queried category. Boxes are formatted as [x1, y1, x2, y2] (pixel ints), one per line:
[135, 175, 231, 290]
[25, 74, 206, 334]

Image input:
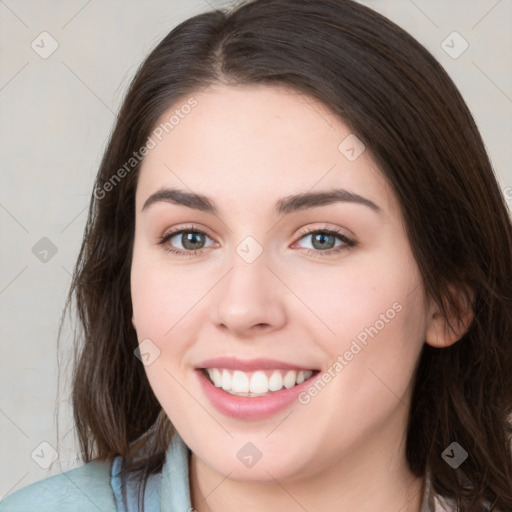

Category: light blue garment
[0, 432, 192, 512]
[110, 456, 162, 511]
[1, 430, 452, 511]
[111, 432, 192, 512]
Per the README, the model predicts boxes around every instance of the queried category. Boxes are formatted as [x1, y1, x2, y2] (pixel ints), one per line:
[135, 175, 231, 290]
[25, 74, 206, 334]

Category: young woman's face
[131, 84, 432, 483]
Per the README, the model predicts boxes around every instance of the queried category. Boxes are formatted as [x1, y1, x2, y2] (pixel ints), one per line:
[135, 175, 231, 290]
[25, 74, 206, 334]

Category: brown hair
[60, 0, 512, 510]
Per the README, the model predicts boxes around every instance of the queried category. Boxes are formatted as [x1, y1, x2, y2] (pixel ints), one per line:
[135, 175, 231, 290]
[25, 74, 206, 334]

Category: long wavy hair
[59, 0, 512, 510]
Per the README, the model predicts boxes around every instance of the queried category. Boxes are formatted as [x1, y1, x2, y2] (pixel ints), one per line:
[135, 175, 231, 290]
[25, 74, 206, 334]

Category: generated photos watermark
[298, 301, 403, 405]
[93, 97, 198, 200]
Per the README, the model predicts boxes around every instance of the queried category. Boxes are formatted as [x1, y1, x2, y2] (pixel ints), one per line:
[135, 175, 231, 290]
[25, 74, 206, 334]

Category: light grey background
[1, 0, 511, 499]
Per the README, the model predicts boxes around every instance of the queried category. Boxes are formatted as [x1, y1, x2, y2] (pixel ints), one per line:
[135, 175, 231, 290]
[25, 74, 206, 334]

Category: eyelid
[159, 223, 216, 241]
[295, 224, 354, 241]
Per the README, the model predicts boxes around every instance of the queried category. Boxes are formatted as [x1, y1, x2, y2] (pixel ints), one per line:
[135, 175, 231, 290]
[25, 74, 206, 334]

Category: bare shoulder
[0, 460, 118, 512]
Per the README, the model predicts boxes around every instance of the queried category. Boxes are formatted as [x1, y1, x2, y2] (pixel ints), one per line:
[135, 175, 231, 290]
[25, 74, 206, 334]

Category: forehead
[135, 84, 397, 218]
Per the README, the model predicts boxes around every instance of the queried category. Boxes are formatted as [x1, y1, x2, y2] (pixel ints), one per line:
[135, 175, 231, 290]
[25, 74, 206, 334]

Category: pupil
[183, 232, 204, 250]
[312, 233, 334, 250]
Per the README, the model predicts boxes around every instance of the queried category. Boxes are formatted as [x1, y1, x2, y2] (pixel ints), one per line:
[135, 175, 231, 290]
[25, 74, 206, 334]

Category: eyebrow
[141, 187, 382, 216]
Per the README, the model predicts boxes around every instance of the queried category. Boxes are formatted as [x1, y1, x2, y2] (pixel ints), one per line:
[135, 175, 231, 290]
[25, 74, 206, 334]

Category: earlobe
[425, 286, 474, 348]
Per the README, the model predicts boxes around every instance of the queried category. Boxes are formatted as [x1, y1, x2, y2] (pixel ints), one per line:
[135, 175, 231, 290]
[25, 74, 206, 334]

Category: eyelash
[157, 224, 356, 258]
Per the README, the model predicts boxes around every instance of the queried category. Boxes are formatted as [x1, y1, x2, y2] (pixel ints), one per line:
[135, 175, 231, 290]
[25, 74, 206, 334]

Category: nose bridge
[211, 238, 287, 335]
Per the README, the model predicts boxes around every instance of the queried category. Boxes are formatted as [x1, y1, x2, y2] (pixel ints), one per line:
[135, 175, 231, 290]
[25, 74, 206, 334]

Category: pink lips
[196, 356, 316, 372]
[195, 357, 319, 420]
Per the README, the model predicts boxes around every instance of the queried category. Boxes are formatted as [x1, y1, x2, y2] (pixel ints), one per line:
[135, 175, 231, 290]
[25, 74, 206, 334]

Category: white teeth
[221, 369, 231, 390]
[283, 370, 297, 388]
[211, 368, 222, 387]
[231, 370, 250, 393]
[250, 371, 268, 393]
[205, 368, 314, 395]
[268, 370, 284, 392]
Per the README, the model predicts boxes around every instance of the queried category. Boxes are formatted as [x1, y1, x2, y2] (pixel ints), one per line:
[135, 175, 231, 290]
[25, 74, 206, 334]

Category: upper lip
[196, 357, 317, 372]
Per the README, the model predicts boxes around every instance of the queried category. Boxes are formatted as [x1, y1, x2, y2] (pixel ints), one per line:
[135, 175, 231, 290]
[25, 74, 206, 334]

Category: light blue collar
[160, 432, 192, 511]
[111, 431, 192, 511]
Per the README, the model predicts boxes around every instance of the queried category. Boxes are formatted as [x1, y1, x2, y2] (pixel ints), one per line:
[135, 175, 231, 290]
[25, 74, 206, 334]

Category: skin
[130, 84, 467, 512]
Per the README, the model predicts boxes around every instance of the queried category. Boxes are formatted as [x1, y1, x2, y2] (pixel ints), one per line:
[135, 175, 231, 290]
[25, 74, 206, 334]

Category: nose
[210, 250, 287, 338]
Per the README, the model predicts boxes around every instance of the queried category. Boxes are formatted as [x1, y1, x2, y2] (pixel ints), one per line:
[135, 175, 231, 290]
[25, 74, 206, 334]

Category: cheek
[130, 251, 209, 340]
[318, 263, 427, 412]
[131, 274, 169, 339]
[130, 256, 198, 415]
[290, 251, 426, 356]
[299, 267, 427, 446]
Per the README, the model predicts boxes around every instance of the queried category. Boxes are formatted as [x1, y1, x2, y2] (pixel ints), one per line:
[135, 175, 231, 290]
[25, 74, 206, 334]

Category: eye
[157, 225, 356, 258]
[293, 227, 356, 257]
[157, 225, 217, 257]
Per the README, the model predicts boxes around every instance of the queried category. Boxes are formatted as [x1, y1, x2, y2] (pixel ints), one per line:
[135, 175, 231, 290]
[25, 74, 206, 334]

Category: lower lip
[196, 369, 319, 420]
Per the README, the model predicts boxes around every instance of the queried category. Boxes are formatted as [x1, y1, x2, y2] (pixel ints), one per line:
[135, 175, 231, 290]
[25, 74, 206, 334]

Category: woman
[2, 0, 511, 511]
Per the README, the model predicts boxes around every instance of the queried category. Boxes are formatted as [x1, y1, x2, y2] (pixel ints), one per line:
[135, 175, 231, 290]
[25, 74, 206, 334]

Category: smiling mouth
[201, 367, 320, 397]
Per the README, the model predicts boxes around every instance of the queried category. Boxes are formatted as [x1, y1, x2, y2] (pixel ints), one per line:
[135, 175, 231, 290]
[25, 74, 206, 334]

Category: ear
[425, 285, 474, 348]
